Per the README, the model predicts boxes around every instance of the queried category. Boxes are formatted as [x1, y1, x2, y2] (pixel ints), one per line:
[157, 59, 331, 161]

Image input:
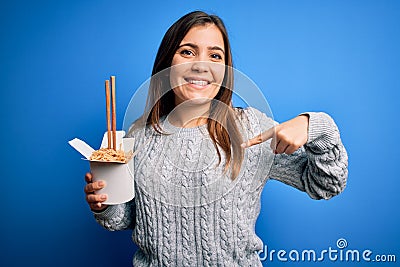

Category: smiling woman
[143, 12, 244, 179]
[82, 10, 348, 267]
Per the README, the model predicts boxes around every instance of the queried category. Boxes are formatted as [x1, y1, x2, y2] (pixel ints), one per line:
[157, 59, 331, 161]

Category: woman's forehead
[180, 24, 224, 49]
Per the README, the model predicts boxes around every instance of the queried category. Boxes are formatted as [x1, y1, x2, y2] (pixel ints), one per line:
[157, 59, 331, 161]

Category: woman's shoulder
[125, 116, 156, 139]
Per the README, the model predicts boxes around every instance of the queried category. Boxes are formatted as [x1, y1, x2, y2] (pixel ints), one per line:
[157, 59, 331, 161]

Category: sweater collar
[162, 116, 208, 138]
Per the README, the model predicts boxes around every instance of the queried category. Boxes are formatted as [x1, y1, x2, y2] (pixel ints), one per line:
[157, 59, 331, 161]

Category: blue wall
[1, 0, 399, 266]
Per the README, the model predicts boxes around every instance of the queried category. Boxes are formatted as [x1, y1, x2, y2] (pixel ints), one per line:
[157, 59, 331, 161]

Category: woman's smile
[184, 76, 212, 89]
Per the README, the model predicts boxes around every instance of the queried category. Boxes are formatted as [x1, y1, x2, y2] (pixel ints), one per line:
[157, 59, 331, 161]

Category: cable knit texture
[93, 107, 348, 266]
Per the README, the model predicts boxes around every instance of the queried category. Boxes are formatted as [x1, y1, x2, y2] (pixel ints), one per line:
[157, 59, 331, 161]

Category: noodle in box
[69, 76, 135, 205]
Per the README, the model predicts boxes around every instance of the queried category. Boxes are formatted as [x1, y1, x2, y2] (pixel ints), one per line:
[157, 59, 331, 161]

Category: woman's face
[170, 24, 226, 105]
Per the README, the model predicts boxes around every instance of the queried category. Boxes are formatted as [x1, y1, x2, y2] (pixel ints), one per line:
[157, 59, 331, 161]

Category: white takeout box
[69, 131, 135, 205]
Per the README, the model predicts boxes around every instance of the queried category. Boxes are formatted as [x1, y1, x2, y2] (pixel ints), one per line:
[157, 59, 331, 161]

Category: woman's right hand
[84, 172, 108, 212]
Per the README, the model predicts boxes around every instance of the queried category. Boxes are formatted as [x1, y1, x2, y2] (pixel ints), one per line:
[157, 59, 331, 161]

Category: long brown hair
[144, 11, 244, 179]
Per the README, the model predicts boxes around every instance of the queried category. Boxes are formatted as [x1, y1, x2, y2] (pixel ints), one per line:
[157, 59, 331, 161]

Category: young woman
[84, 11, 348, 266]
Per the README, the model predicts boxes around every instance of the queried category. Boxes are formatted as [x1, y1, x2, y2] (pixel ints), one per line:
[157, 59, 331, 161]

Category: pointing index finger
[241, 126, 275, 148]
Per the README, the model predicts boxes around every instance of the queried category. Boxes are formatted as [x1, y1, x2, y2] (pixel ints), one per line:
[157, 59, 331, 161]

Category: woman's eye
[180, 49, 194, 56]
[211, 53, 223, 60]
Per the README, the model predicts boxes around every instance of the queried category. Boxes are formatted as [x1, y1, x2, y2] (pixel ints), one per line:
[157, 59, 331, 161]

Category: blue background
[1, 0, 399, 266]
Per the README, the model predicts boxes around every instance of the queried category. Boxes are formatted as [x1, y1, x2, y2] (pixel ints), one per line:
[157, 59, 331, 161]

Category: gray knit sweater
[93, 107, 348, 266]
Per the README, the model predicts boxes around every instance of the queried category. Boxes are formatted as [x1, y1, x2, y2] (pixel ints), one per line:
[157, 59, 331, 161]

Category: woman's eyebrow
[178, 43, 225, 54]
[178, 43, 198, 50]
[209, 46, 225, 55]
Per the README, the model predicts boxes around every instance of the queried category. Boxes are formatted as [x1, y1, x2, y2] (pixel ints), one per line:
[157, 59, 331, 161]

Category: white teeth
[189, 80, 208, 86]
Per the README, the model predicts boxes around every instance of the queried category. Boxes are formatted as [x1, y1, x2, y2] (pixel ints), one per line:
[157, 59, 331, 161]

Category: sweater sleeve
[268, 112, 348, 200]
[92, 200, 136, 231]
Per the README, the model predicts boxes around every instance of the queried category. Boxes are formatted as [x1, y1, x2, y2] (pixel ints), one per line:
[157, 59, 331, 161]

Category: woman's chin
[182, 97, 213, 106]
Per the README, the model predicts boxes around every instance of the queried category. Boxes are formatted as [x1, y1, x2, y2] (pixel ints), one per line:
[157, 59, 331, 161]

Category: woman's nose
[191, 61, 210, 73]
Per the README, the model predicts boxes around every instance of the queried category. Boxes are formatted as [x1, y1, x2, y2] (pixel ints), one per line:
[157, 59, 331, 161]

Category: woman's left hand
[241, 115, 309, 154]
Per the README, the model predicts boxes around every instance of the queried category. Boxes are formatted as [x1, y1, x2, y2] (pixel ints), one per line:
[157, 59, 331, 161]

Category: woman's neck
[168, 99, 211, 128]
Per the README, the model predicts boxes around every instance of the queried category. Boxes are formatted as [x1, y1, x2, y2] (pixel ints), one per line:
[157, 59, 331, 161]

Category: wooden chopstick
[105, 80, 112, 149]
[110, 76, 117, 151]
